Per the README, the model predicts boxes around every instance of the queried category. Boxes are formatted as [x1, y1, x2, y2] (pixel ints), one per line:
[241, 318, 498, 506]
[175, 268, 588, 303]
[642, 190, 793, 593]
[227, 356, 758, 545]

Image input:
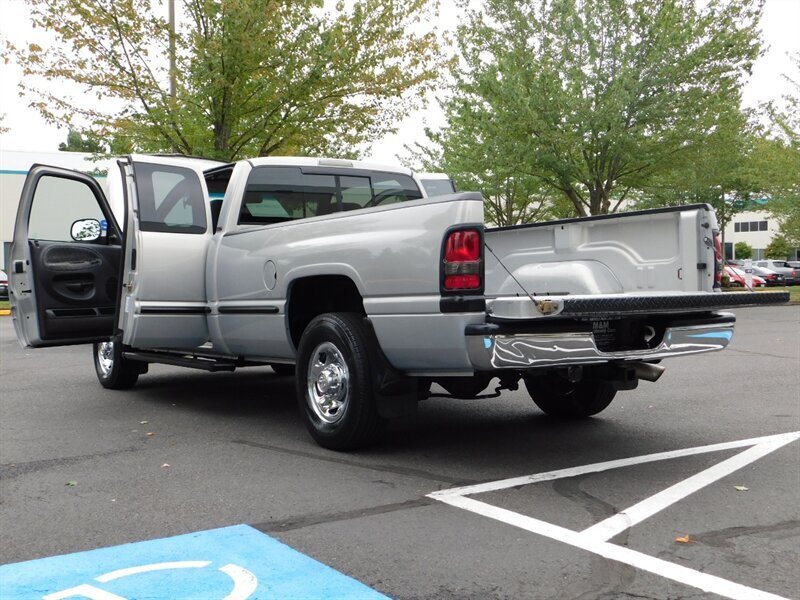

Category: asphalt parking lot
[1, 305, 798, 599]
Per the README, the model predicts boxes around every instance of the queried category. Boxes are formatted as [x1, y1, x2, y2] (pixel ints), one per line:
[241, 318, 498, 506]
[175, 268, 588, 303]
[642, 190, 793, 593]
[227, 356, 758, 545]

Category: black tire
[523, 373, 616, 418]
[296, 312, 382, 450]
[93, 338, 140, 390]
[269, 363, 295, 376]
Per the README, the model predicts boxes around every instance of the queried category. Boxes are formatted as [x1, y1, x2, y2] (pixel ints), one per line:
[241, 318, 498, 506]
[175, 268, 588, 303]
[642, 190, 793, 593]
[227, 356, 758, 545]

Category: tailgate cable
[484, 241, 547, 313]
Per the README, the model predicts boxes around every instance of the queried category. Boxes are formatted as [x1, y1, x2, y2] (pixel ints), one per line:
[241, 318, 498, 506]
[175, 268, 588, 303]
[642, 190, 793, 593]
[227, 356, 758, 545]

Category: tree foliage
[765, 235, 793, 260]
[734, 241, 752, 259]
[408, 132, 573, 227]
[633, 113, 767, 239]
[12, 0, 445, 160]
[430, 0, 762, 217]
[761, 52, 800, 246]
[58, 129, 105, 153]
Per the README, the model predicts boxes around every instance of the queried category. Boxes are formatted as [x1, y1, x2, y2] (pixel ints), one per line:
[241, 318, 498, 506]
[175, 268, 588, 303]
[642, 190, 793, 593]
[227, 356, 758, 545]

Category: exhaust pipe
[634, 363, 666, 382]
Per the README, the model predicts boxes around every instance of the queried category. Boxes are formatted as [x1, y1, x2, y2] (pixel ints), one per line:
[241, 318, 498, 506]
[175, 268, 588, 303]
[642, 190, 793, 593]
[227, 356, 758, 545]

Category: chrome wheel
[306, 341, 349, 424]
[96, 341, 115, 377]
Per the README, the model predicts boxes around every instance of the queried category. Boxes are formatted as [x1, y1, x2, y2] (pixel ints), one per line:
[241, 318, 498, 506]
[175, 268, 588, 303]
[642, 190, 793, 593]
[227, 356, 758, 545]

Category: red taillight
[445, 230, 481, 262]
[443, 229, 482, 291]
[712, 231, 723, 288]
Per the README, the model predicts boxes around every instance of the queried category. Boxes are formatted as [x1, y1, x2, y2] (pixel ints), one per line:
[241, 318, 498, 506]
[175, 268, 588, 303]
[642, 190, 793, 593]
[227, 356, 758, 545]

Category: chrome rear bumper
[466, 314, 735, 370]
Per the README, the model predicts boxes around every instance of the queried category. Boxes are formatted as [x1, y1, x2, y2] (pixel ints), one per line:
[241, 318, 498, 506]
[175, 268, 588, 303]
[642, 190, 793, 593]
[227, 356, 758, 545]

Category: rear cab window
[420, 179, 456, 197]
[239, 167, 422, 225]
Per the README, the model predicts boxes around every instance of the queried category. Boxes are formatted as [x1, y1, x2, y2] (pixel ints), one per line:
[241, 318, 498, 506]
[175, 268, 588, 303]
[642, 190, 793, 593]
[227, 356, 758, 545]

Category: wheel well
[287, 276, 366, 349]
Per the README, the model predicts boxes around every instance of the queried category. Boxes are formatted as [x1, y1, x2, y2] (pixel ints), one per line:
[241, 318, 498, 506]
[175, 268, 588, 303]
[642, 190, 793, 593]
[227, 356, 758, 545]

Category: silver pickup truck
[9, 155, 788, 449]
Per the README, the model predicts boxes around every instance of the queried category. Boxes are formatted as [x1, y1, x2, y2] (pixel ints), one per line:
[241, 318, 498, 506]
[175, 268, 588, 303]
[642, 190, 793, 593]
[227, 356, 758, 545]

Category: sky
[0, 0, 798, 165]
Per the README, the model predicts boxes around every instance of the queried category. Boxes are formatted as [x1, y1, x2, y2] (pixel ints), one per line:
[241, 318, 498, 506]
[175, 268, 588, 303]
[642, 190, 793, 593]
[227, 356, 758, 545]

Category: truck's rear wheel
[523, 373, 616, 418]
[93, 338, 139, 390]
[296, 312, 381, 450]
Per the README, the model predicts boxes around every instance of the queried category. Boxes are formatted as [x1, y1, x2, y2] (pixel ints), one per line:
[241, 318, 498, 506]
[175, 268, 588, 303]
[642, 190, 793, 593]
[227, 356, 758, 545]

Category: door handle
[65, 282, 92, 293]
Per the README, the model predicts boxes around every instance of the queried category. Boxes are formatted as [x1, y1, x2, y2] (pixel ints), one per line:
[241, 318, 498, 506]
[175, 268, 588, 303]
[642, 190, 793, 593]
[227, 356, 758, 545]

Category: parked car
[0, 269, 8, 300]
[750, 266, 785, 287]
[724, 265, 766, 288]
[754, 260, 799, 285]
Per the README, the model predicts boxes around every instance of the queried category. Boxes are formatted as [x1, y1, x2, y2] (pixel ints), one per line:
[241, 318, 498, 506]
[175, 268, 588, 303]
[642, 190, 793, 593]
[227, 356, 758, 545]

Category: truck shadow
[123, 367, 673, 466]
[128, 367, 297, 418]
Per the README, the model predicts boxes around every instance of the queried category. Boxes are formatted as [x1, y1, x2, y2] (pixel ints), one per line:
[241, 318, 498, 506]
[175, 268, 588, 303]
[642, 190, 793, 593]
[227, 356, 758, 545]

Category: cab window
[240, 167, 421, 224]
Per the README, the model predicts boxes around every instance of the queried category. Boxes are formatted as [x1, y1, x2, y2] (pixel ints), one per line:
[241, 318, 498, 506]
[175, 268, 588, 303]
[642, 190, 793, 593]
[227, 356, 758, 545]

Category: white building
[723, 205, 799, 261]
[0, 150, 110, 269]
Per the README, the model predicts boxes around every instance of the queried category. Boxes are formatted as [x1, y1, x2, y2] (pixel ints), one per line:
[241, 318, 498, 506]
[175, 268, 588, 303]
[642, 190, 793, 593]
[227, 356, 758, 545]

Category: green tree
[432, 0, 761, 216]
[408, 130, 573, 227]
[633, 114, 766, 243]
[58, 129, 105, 153]
[734, 241, 752, 259]
[765, 235, 793, 260]
[12, 0, 445, 160]
[761, 53, 800, 245]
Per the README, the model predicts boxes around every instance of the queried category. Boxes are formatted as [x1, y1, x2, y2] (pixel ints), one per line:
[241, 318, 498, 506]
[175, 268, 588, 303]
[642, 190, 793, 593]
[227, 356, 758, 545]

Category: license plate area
[592, 318, 664, 352]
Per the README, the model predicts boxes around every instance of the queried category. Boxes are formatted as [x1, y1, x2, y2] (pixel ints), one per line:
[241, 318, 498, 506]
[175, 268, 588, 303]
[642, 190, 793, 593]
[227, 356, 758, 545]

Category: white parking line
[428, 431, 800, 600]
[581, 432, 800, 541]
[428, 431, 800, 499]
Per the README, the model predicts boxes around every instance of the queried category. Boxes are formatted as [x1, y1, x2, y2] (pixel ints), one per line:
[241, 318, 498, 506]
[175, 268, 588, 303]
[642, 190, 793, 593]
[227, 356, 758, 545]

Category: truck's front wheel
[523, 373, 616, 418]
[296, 313, 382, 450]
[93, 338, 140, 390]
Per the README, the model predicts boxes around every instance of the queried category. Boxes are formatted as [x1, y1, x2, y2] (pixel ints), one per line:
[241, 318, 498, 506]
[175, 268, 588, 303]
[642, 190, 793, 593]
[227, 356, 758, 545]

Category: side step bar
[123, 351, 239, 372]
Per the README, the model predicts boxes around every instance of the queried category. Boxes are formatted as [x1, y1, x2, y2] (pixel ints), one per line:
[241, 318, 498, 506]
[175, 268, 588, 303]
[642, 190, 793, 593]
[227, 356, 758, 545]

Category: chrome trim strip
[467, 322, 735, 370]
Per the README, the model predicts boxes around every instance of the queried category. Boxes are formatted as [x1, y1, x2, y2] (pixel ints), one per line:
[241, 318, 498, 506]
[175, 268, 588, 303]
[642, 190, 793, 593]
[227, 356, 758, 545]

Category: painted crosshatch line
[428, 431, 800, 600]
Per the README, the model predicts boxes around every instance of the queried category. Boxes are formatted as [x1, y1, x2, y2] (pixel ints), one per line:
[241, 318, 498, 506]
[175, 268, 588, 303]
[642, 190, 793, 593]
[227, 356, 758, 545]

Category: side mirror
[71, 218, 101, 242]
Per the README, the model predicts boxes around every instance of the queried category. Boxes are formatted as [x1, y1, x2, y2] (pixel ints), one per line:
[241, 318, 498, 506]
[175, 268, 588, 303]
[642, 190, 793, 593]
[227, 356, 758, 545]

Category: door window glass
[29, 175, 105, 242]
[133, 163, 207, 233]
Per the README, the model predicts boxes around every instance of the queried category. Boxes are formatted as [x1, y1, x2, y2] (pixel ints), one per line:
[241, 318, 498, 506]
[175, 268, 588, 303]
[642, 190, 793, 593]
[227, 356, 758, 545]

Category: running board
[123, 351, 238, 372]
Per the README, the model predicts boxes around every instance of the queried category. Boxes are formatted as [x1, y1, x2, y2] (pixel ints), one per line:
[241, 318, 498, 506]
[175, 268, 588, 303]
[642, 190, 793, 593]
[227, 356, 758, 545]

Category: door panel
[28, 240, 121, 340]
[10, 165, 122, 348]
[119, 157, 213, 350]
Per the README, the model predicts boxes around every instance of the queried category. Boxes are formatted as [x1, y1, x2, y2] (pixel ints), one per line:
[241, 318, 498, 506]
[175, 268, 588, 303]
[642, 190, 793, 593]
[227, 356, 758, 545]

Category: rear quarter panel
[210, 192, 484, 370]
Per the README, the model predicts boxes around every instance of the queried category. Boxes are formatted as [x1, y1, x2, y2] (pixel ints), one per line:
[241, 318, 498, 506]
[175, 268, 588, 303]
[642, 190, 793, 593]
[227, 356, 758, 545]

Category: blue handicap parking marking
[0, 524, 388, 599]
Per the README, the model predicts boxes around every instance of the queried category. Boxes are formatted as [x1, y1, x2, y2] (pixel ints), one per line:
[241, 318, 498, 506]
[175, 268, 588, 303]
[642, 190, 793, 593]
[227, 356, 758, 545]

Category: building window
[759, 221, 768, 231]
[734, 223, 741, 232]
[740, 222, 749, 232]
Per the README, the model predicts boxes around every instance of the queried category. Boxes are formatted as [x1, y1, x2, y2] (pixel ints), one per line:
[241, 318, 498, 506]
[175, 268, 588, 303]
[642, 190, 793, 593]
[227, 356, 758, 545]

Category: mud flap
[362, 318, 418, 419]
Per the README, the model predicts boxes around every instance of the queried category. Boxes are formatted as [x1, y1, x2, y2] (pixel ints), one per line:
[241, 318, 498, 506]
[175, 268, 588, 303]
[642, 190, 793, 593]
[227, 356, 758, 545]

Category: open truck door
[9, 165, 123, 347]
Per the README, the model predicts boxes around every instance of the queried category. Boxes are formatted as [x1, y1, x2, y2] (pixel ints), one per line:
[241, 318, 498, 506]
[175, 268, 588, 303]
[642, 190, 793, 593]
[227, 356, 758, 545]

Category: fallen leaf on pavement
[145, 432, 154, 437]
[161, 463, 170, 468]
[140, 420, 148, 425]
[675, 534, 692, 544]
[734, 485, 749, 491]
[65, 481, 77, 487]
